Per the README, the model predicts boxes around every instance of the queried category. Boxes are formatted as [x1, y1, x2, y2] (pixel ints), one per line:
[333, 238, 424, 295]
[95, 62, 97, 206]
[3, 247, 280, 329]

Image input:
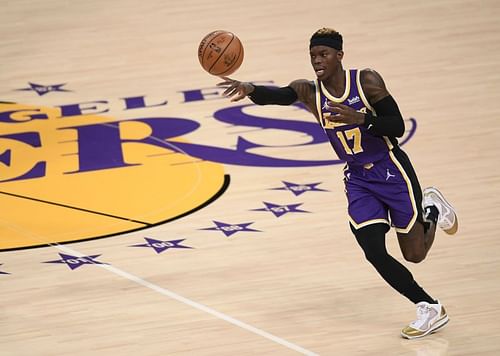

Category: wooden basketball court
[1, 0, 500, 354]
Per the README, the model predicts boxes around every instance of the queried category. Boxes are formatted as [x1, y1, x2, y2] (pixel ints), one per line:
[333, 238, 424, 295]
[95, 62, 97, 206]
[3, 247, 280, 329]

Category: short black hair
[310, 28, 343, 50]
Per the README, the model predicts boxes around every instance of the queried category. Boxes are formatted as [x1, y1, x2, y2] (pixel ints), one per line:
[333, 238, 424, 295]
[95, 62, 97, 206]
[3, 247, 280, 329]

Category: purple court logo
[16, 82, 71, 96]
[130, 237, 193, 254]
[270, 181, 329, 196]
[44, 253, 107, 270]
[251, 202, 310, 217]
[200, 221, 261, 237]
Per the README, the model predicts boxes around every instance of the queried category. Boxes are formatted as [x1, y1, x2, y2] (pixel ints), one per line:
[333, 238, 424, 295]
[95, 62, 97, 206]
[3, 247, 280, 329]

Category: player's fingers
[324, 101, 335, 109]
[230, 91, 247, 102]
[329, 114, 347, 123]
[218, 75, 238, 83]
[217, 80, 237, 87]
[217, 76, 235, 86]
[222, 83, 240, 96]
[230, 96, 243, 102]
[222, 88, 234, 98]
[224, 87, 239, 97]
[326, 101, 347, 107]
[326, 101, 349, 111]
[326, 105, 342, 114]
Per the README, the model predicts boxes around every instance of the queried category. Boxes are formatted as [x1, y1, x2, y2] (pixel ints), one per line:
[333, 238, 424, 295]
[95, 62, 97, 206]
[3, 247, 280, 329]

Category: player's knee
[351, 223, 392, 266]
[363, 250, 388, 266]
[402, 250, 426, 263]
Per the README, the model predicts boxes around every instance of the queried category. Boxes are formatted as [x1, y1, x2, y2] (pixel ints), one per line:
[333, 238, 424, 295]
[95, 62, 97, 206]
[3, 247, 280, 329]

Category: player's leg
[387, 148, 457, 262]
[383, 149, 453, 338]
[345, 161, 449, 338]
[351, 223, 436, 304]
[397, 220, 436, 263]
[422, 186, 459, 235]
[396, 188, 458, 263]
[344, 165, 431, 301]
[352, 223, 449, 339]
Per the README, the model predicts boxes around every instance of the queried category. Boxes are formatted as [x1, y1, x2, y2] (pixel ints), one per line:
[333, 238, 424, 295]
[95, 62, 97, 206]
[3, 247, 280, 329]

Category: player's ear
[337, 50, 344, 61]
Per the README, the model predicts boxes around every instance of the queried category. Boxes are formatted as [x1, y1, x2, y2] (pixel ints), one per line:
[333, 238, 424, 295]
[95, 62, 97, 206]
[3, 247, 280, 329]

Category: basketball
[198, 30, 244, 76]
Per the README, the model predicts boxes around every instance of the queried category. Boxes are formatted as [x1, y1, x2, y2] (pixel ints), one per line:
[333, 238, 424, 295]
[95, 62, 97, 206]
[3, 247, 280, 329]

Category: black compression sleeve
[363, 95, 405, 137]
[247, 85, 298, 105]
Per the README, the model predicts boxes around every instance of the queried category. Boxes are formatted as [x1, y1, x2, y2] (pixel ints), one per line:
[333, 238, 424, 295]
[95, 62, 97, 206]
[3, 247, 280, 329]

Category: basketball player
[217, 28, 458, 339]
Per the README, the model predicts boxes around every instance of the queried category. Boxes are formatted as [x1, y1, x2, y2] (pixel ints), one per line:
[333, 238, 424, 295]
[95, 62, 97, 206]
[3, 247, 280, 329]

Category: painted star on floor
[130, 237, 193, 254]
[44, 253, 107, 270]
[200, 221, 261, 237]
[251, 202, 310, 217]
[270, 181, 329, 196]
[16, 82, 71, 96]
[0, 264, 10, 275]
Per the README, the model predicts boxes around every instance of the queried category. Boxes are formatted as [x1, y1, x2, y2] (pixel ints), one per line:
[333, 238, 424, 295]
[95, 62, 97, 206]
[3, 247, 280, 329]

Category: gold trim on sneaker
[401, 304, 449, 339]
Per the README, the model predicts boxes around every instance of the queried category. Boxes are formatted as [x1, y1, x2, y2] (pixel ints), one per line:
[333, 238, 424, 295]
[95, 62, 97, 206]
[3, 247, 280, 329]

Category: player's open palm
[217, 77, 254, 102]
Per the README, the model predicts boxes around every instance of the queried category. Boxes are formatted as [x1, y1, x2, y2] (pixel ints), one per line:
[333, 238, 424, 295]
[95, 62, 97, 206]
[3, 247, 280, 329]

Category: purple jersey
[314, 69, 396, 165]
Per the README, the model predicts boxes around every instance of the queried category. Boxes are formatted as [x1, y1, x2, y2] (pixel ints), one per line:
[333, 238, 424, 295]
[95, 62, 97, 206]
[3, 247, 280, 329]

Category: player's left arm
[324, 69, 405, 137]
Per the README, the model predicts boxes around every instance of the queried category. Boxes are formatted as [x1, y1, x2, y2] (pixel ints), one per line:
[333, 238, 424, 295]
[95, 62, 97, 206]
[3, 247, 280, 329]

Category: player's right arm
[288, 79, 318, 117]
[217, 77, 256, 102]
[217, 77, 319, 118]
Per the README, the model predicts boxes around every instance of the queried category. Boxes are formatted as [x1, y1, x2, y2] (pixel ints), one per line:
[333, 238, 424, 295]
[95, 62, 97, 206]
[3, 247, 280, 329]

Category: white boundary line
[1, 222, 319, 355]
[53, 243, 319, 356]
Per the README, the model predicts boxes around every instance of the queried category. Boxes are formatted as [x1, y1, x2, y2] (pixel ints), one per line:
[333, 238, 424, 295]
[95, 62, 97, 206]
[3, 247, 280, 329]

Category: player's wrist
[363, 112, 374, 128]
[356, 112, 365, 125]
[246, 83, 255, 95]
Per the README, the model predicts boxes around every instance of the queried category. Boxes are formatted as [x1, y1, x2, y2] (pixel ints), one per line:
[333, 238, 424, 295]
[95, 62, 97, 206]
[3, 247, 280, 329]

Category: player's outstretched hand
[217, 77, 254, 102]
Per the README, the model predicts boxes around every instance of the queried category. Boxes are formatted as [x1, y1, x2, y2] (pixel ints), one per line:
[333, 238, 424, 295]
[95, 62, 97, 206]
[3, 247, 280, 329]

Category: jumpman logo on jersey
[322, 98, 329, 110]
[386, 169, 396, 181]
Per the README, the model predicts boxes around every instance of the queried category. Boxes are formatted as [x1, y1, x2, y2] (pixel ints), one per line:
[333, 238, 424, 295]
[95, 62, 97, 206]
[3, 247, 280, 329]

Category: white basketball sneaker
[401, 301, 449, 339]
[423, 187, 458, 235]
